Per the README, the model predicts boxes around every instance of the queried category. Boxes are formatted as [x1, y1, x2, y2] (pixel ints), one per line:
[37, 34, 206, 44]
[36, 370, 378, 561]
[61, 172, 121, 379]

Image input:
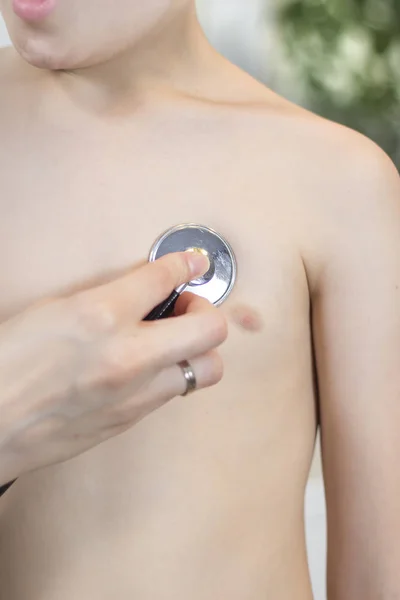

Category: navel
[229, 303, 263, 333]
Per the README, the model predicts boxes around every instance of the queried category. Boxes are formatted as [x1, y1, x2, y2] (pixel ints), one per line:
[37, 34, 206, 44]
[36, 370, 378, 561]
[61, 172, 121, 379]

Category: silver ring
[178, 360, 197, 397]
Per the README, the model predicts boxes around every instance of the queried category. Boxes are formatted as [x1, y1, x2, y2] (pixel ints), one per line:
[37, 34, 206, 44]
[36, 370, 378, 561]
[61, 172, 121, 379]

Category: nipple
[230, 304, 263, 333]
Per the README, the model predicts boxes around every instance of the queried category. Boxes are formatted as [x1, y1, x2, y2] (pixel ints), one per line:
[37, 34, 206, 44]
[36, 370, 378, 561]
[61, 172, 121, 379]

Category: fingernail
[187, 250, 210, 278]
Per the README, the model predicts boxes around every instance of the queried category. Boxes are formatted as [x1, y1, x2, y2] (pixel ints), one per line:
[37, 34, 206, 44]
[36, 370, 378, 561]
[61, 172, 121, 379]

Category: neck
[53, 6, 218, 113]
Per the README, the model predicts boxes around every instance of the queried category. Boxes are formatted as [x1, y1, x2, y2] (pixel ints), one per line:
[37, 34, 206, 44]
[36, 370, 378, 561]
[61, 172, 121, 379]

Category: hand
[0, 252, 227, 485]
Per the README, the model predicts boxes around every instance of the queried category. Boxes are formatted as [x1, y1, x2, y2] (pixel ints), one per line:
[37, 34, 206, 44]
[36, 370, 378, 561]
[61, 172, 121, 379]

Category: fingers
[137, 306, 228, 371]
[86, 252, 210, 325]
[103, 350, 224, 431]
[165, 350, 224, 396]
[141, 349, 224, 408]
[79, 303, 227, 397]
[173, 291, 213, 317]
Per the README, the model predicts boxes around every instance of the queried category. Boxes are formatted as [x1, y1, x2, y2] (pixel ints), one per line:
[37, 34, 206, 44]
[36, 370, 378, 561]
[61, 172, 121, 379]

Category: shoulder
[233, 71, 397, 191]
[276, 105, 400, 214]
[232, 74, 399, 210]
[222, 67, 397, 194]
[260, 88, 396, 191]
[287, 107, 398, 194]
[213, 62, 399, 245]
[236, 78, 400, 286]
[275, 107, 400, 291]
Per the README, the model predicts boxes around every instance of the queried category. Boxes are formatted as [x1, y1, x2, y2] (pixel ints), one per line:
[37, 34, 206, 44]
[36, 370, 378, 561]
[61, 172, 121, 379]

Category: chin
[10, 30, 79, 70]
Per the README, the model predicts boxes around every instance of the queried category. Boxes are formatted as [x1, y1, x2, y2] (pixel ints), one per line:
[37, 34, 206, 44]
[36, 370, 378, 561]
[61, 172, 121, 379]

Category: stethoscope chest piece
[149, 224, 237, 306]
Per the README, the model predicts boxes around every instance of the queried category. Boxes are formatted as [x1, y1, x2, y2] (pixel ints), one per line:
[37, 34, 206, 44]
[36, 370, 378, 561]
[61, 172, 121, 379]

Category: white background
[0, 13, 9, 45]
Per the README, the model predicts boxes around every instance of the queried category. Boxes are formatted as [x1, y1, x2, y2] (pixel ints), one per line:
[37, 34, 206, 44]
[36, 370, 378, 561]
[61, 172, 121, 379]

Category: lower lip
[12, 0, 56, 22]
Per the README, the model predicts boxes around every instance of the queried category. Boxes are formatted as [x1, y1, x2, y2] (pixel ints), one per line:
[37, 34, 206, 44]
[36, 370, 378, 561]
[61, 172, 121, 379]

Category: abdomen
[0, 348, 317, 600]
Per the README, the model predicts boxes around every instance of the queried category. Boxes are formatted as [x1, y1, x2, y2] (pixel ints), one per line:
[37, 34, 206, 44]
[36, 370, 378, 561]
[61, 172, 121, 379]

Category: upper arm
[310, 137, 400, 599]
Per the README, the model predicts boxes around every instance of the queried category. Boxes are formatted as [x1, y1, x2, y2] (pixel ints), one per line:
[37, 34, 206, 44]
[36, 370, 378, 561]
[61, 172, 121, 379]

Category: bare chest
[0, 122, 310, 378]
[0, 123, 317, 599]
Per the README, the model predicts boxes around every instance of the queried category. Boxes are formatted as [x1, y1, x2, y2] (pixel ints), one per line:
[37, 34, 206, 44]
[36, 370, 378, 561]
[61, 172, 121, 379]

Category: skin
[0, 251, 227, 486]
[0, 1, 399, 599]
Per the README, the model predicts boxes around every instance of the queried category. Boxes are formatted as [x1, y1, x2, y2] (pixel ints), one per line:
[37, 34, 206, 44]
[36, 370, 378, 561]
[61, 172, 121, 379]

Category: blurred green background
[275, 0, 400, 168]
[198, 0, 400, 169]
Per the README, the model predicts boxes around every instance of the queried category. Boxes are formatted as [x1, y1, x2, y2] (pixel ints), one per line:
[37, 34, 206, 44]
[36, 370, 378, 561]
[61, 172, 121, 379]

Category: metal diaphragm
[149, 224, 237, 306]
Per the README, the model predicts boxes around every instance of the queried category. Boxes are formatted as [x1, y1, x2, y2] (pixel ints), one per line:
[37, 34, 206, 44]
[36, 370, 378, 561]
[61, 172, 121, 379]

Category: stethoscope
[0, 224, 237, 497]
[144, 223, 237, 320]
